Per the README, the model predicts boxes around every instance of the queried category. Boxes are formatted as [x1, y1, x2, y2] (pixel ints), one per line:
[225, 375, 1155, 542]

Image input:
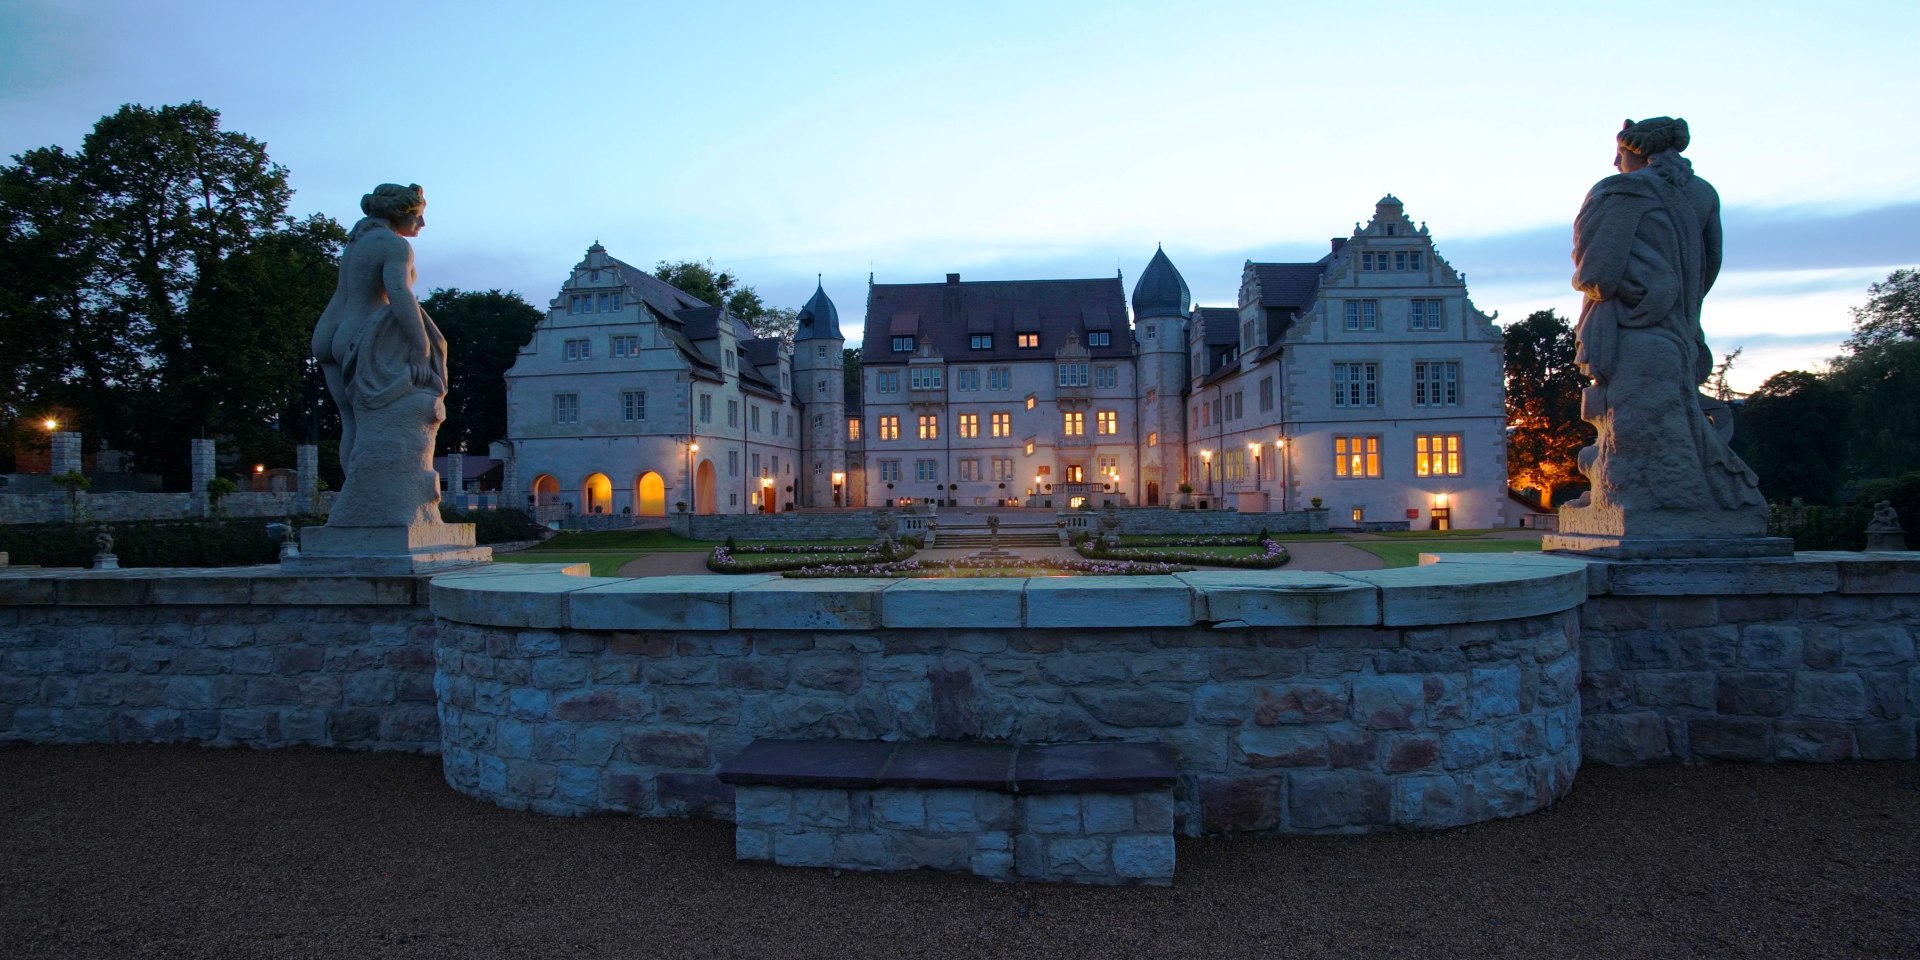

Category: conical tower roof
[793, 279, 842, 342]
[1130, 245, 1190, 320]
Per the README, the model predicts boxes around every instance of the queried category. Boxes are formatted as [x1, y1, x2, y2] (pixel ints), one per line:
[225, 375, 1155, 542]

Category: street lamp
[685, 440, 700, 513]
[42, 417, 59, 433]
[1276, 436, 1290, 511]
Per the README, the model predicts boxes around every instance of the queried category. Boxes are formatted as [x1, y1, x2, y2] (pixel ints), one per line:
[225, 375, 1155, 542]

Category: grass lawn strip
[1353, 539, 1544, 568]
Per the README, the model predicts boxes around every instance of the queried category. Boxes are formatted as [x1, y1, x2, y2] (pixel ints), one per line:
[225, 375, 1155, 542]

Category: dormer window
[970, 334, 992, 350]
[1086, 331, 1111, 347]
[1017, 333, 1039, 349]
[892, 336, 915, 352]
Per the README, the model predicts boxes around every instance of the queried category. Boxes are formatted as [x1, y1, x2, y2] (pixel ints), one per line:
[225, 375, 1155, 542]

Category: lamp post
[831, 471, 845, 507]
[685, 440, 699, 513]
[1276, 436, 1290, 511]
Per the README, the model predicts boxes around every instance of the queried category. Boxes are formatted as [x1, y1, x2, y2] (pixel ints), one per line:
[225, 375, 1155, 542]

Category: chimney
[1330, 238, 1347, 254]
[945, 273, 960, 285]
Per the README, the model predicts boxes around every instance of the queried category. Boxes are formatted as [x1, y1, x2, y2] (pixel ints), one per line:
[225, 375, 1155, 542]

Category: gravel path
[4, 745, 1916, 959]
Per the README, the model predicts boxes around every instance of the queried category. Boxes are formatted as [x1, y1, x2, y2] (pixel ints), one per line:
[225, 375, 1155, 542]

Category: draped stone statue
[1545, 119, 1788, 559]
[292, 184, 488, 572]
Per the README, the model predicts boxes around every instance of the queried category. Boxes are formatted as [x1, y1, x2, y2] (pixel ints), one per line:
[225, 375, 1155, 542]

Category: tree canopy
[423, 288, 543, 455]
[654, 258, 796, 340]
[1731, 370, 1851, 504]
[1503, 309, 1592, 506]
[0, 101, 339, 482]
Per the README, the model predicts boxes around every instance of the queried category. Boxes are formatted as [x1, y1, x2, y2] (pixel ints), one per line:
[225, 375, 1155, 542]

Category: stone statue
[1548, 118, 1782, 558]
[1865, 500, 1906, 552]
[92, 528, 118, 570]
[311, 183, 447, 528]
[293, 185, 486, 572]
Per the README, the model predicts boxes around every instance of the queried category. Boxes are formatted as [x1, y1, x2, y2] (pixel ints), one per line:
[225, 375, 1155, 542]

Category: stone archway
[635, 471, 666, 518]
[531, 474, 562, 524]
[582, 473, 612, 515]
[695, 459, 717, 515]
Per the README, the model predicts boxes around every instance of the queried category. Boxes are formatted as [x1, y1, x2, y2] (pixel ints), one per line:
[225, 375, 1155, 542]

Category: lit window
[1065, 464, 1084, 483]
[1410, 299, 1444, 331]
[1096, 410, 1117, 435]
[848, 419, 861, 441]
[1087, 331, 1110, 347]
[1334, 435, 1381, 478]
[892, 336, 915, 352]
[552, 393, 579, 425]
[958, 414, 979, 438]
[621, 390, 646, 421]
[564, 338, 591, 361]
[1333, 363, 1379, 408]
[1343, 300, 1379, 332]
[1063, 412, 1084, 436]
[1415, 434, 1463, 477]
[917, 414, 938, 439]
[1024, 441, 1036, 456]
[970, 334, 992, 350]
[1017, 333, 1039, 349]
[1147, 431, 1158, 447]
[1025, 394, 1037, 410]
[878, 416, 899, 440]
[991, 412, 1011, 438]
[1413, 360, 1460, 407]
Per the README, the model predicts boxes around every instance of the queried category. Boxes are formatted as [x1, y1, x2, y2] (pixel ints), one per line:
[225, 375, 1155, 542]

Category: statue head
[361, 183, 427, 235]
[1614, 117, 1690, 173]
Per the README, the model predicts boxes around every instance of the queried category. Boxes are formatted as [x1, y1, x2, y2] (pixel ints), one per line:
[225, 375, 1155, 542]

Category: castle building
[500, 196, 1509, 528]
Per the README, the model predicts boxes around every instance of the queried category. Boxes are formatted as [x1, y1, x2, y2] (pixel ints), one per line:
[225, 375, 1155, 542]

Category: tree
[842, 347, 862, 398]
[1829, 267, 1920, 480]
[422, 289, 543, 455]
[1503, 309, 1592, 507]
[653, 258, 796, 339]
[1733, 370, 1850, 504]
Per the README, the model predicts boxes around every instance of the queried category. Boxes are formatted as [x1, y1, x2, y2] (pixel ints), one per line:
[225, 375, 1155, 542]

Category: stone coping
[428, 553, 1593, 630]
[0, 561, 588, 606]
[717, 739, 1177, 795]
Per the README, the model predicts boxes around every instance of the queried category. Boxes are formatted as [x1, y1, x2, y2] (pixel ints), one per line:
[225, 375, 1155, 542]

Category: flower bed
[1076, 537, 1290, 569]
[708, 542, 914, 573]
[781, 556, 1193, 578]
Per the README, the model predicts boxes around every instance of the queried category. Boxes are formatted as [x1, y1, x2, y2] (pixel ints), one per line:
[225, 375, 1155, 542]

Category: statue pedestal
[1866, 532, 1908, 552]
[285, 522, 492, 575]
[1541, 532, 1793, 560]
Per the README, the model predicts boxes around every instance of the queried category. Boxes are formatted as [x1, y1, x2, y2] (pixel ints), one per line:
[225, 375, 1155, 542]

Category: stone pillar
[501, 454, 520, 515]
[191, 438, 216, 518]
[50, 431, 82, 477]
[444, 452, 464, 511]
[294, 444, 319, 515]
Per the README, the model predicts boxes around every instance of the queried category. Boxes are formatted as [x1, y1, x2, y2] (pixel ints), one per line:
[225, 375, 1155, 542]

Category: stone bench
[717, 739, 1177, 885]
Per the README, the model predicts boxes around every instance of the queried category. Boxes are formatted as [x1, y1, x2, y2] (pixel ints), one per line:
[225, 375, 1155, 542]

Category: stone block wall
[735, 785, 1176, 885]
[0, 490, 336, 525]
[0, 569, 441, 751]
[1578, 570, 1920, 765]
[431, 609, 1581, 834]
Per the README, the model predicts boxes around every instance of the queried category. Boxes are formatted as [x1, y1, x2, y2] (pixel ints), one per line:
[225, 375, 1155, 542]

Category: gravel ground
[3, 745, 1917, 959]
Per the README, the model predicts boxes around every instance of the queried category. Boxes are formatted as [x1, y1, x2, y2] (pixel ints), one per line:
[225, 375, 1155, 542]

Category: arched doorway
[531, 474, 562, 524]
[695, 459, 717, 515]
[582, 473, 612, 515]
[635, 471, 666, 517]
[1146, 481, 1160, 506]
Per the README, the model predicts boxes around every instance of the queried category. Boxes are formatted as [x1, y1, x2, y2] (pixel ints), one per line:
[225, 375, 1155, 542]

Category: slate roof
[1198, 306, 1241, 346]
[793, 281, 843, 342]
[1131, 246, 1190, 320]
[863, 276, 1131, 362]
[604, 253, 711, 315]
[1247, 262, 1324, 310]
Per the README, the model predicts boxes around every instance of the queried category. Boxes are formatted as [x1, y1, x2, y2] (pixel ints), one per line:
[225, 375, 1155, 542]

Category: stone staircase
[933, 531, 1060, 549]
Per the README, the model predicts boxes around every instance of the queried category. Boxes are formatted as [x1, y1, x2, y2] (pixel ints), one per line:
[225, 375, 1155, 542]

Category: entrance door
[582, 473, 612, 514]
[636, 471, 666, 517]
[695, 460, 717, 515]
[1146, 481, 1160, 506]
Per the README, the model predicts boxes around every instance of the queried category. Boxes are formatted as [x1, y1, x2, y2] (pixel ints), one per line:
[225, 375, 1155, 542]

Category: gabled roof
[863, 276, 1131, 361]
[603, 253, 711, 314]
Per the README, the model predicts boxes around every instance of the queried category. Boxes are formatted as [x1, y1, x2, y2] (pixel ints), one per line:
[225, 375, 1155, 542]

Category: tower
[1131, 246, 1191, 506]
[792, 279, 847, 506]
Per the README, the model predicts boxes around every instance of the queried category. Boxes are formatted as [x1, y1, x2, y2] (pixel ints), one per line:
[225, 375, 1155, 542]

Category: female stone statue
[311, 183, 449, 528]
[1560, 118, 1766, 540]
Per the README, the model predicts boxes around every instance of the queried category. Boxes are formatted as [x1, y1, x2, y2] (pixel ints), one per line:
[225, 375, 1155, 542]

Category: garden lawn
[1352, 539, 1545, 568]
[496, 531, 875, 576]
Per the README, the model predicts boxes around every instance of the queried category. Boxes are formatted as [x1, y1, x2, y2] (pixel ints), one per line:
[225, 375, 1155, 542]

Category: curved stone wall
[430, 555, 1589, 834]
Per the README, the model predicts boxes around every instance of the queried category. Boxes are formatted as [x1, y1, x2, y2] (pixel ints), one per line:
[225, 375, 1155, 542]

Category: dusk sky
[4, 0, 1917, 392]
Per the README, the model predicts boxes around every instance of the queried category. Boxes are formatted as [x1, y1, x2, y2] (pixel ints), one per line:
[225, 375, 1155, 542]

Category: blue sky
[4, 0, 1917, 391]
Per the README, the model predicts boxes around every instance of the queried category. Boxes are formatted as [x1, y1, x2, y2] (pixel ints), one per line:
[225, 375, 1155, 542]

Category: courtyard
[3, 744, 1915, 959]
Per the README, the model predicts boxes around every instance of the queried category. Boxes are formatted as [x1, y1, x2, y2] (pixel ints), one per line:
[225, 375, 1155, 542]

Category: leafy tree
[1733, 370, 1850, 504]
[653, 258, 795, 339]
[1829, 267, 1920, 480]
[422, 288, 543, 454]
[842, 347, 862, 398]
[1503, 309, 1592, 507]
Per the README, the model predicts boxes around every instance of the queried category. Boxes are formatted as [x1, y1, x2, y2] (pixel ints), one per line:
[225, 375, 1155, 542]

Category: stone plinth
[1543, 531, 1795, 560]
[287, 522, 491, 574]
